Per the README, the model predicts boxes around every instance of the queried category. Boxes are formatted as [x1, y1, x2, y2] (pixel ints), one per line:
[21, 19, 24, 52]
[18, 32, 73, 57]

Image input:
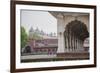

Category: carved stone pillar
[64, 31, 69, 52]
[57, 13, 65, 53]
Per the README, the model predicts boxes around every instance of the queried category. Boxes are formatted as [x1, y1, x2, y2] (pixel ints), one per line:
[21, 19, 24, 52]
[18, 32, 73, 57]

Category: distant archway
[24, 46, 31, 53]
[64, 19, 89, 52]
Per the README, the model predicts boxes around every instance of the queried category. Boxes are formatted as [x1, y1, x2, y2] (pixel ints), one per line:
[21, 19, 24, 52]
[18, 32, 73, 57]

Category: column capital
[57, 13, 64, 19]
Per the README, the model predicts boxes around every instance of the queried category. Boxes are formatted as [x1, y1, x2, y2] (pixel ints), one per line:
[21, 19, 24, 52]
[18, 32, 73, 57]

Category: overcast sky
[21, 10, 57, 35]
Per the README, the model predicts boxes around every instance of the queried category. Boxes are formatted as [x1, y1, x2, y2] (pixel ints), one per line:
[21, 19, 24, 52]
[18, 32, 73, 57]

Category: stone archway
[64, 19, 89, 52]
[49, 12, 89, 53]
[24, 46, 32, 53]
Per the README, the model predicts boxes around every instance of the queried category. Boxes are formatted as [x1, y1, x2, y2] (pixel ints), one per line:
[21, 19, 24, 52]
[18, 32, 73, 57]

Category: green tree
[21, 26, 28, 48]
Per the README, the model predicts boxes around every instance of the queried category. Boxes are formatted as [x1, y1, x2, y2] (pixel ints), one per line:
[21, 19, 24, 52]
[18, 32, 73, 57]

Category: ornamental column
[57, 13, 65, 53]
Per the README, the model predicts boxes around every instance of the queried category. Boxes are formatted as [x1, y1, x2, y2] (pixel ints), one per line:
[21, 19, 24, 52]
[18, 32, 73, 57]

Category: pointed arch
[64, 19, 89, 51]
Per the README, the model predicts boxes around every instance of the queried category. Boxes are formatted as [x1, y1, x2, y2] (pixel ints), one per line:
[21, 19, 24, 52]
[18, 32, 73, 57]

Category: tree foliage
[21, 26, 28, 48]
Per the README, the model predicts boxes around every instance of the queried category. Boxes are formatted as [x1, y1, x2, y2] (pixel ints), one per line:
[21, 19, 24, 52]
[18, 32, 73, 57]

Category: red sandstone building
[22, 39, 58, 55]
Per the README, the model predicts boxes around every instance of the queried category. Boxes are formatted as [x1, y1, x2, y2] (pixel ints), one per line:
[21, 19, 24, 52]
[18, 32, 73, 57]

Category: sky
[21, 10, 57, 35]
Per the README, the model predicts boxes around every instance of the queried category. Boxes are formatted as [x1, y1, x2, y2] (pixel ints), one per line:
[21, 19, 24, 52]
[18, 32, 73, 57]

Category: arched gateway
[64, 20, 89, 52]
[49, 12, 89, 53]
